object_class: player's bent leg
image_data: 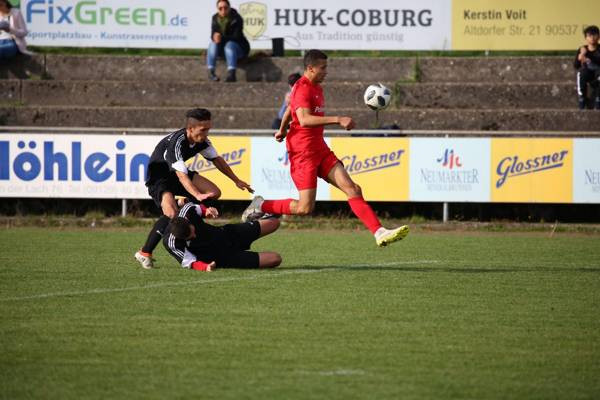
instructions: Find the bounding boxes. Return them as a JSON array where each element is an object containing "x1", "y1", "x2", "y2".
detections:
[
  {"x1": 327, "y1": 163, "x2": 410, "y2": 246},
  {"x1": 160, "y1": 192, "x2": 178, "y2": 218},
  {"x1": 258, "y1": 252, "x2": 282, "y2": 268},
  {"x1": 291, "y1": 189, "x2": 317, "y2": 216},
  {"x1": 258, "y1": 218, "x2": 280, "y2": 238},
  {"x1": 192, "y1": 174, "x2": 221, "y2": 199},
  {"x1": 326, "y1": 162, "x2": 362, "y2": 198}
]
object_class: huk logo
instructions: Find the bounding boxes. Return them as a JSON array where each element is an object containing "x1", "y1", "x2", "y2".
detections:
[
  {"x1": 436, "y1": 149, "x2": 462, "y2": 169},
  {"x1": 240, "y1": 2, "x2": 267, "y2": 40}
]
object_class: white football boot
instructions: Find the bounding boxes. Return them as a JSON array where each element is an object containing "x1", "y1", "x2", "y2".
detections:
[
  {"x1": 134, "y1": 251, "x2": 154, "y2": 269},
  {"x1": 375, "y1": 225, "x2": 409, "y2": 247},
  {"x1": 241, "y1": 195, "x2": 265, "y2": 222}
]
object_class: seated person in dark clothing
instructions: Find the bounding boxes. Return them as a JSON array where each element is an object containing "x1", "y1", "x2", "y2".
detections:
[
  {"x1": 164, "y1": 202, "x2": 282, "y2": 271},
  {"x1": 207, "y1": 0, "x2": 250, "y2": 83},
  {"x1": 574, "y1": 25, "x2": 600, "y2": 110}
]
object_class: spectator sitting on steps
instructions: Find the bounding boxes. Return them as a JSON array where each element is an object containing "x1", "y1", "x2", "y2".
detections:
[
  {"x1": 207, "y1": 0, "x2": 250, "y2": 83},
  {"x1": 574, "y1": 25, "x2": 600, "y2": 110},
  {"x1": 0, "y1": 0, "x2": 32, "y2": 62}
]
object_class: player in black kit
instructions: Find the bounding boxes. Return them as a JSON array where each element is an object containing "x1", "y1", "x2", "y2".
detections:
[
  {"x1": 164, "y1": 202, "x2": 282, "y2": 271},
  {"x1": 575, "y1": 25, "x2": 600, "y2": 110},
  {"x1": 135, "y1": 108, "x2": 254, "y2": 269}
]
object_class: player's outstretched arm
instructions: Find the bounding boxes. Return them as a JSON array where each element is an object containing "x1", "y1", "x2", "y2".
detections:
[
  {"x1": 211, "y1": 156, "x2": 254, "y2": 193},
  {"x1": 275, "y1": 106, "x2": 292, "y2": 142},
  {"x1": 175, "y1": 171, "x2": 213, "y2": 202},
  {"x1": 296, "y1": 107, "x2": 354, "y2": 130}
]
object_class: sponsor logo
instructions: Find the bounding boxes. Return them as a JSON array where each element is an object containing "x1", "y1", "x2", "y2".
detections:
[
  {"x1": 255, "y1": 150, "x2": 294, "y2": 192},
  {"x1": 187, "y1": 148, "x2": 246, "y2": 173},
  {"x1": 341, "y1": 149, "x2": 404, "y2": 175},
  {"x1": 239, "y1": 2, "x2": 267, "y2": 40},
  {"x1": 420, "y1": 149, "x2": 478, "y2": 192},
  {"x1": 495, "y1": 150, "x2": 568, "y2": 188},
  {"x1": 584, "y1": 169, "x2": 600, "y2": 193},
  {"x1": 278, "y1": 150, "x2": 290, "y2": 167},
  {"x1": 0, "y1": 139, "x2": 148, "y2": 182},
  {"x1": 436, "y1": 148, "x2": 462, "y2": 169},
  {"x1": 25, "y1": 0, "x2": 188, "y2": 27},
  {"x1": 273, "y1": 8, "x2": 433, "y2": 28}
]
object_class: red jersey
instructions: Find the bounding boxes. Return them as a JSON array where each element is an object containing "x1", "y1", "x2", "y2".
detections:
[{"x1": 286, "y1": 75, "x2": 328, "y2": 154}]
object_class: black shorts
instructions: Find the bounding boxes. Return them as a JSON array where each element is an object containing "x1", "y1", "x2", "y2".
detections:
[
  {"x1": 214, "y1": 221, "x2": 261, "y2": 268},
  {"x1": 147, "y1": 170, "x2": 198, "y2": 208}
]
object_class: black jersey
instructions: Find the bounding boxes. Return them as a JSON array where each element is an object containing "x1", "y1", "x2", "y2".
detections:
[
  {"x1": 574, "y1": 45, "x2": 600, "y2": 70},
  {"x1": 164, "y1": 203, "x2": 232, "y2": 268},
  {"x1": 146, "y1": 128, "x2": 219, "y2": 184}
]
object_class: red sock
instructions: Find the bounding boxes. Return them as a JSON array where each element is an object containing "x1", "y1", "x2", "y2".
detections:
[
  {"x1": 262, "y1": 199, "x2": 293, "y2": 215},
  {"x1": 348, "y1": 196, "x2": 382, "y2": 234},
  {"x1": 191, "y1": 261, "x2": 213, "y2": 271}
]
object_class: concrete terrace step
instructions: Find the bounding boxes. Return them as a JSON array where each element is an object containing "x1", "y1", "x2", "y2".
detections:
[
  {"x1": 2, "y1": 80, "x2": 579, "y2": 110},
  {"x1": 9, "y1": 80, "x2": 389, "y2": 108},
  {"x1": 396, "y1": 82, "x2": 578, "y2": 109},
  {"x1": 0, "y1": 54, "x2": 574, "y2": 83},
  {"x1": 0, "y1": 54, "x2": 416, "y2": 82},
  {"x1": 2, "y1": 106, "x2": 598, "y2": 131},
  {"x1": 417, "y1": 56, "x2": 575, "y2": 83}
]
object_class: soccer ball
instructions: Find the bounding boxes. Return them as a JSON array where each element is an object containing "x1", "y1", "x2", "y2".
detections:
[{"x1": 363, "y1": 83, "x2": 392, "y2": 111}]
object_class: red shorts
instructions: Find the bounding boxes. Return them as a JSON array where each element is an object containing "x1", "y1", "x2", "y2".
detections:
[{"x1": 289, "y1": 149, "x2": 340, "y2": 190}]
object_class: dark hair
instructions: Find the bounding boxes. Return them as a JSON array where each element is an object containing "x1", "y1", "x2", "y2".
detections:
[
  {"x1": 303, "y1": 49, "x2": 328, "y2": 69},
  {"x1": 185, "y1": 108, "x2": 211, "y2": 128},
  {"x1": 0, "y1": 0, "x2": 12, "y2": 9},
  {"x1": 584, "y1": 25, "x2": 600, "y2": 36},
  {"x1": 169, "y1": 217, "x2": 192, "y2": 240},
  {"x1": 287, "y1": 72, "x2": 302, "y2": 86},
  {"x1": 216, "y1": 0, "x2": 230, "y2": 7}
]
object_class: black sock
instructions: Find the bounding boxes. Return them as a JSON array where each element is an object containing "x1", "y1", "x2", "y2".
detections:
[{"x1": 141, "y1": 215, "x2": 170, "y2": 254}]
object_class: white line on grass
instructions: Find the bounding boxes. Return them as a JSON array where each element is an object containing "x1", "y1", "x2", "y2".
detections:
[
  {"x1": 0, "y1": 260, "x2": 439, "y2": 302},
  {"x1": 0, "y1": 269, "x2": 322, "y2": 302}
]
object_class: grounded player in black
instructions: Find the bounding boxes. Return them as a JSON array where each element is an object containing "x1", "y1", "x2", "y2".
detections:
[
  {"x1": 164, "y1": 202, "x2": 282, "y2": 270},
  {"x1": 135, "y1": 108, "x2": 254, "y2": 269}
]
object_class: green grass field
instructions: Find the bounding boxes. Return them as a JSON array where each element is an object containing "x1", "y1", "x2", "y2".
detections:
[{"x1": 1, "y1": 227, "x2": 599, "y2": 399}]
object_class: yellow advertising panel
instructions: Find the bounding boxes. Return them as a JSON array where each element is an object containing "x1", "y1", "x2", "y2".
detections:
[
  {"x1": 491, "y1": 138, "x2": 573, "y2": 203},
  {"x1": 185, "y1": 136, "x2": 252, "y2": 200},
  {"x1": 329, "y1": 137, "x2": 409, "y2": 201},
  {"x1": 452, "y1": 0, "x2": 600, "y2": 50}
]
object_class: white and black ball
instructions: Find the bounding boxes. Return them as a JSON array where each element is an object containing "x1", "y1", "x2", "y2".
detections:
[{"x1": 363, "y1": 83, "x2": 392, "y2": 111}]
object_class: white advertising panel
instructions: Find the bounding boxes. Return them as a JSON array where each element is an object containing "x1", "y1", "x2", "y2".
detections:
[
  {"x1": 0, "y1": 133, "x2": 157, "y2": 199},
  {"x1": 239, "y1": 0, "x2": 451, "y2": 50},
  {"x1": 250, "y1": 137, "x2": 330, "y2": 200},
  {"x1": 22, "y1": 0, "x2": 206, "y2": 48},
  {"x1": 22, "y1": 0, "x2": 451, "y2": 50},
  {"x1": 409, "y1": 138, "x2": 491, "y2": 202},
  {"x1": 573, "y1": 139, "x2": 600, "y2": 204}
]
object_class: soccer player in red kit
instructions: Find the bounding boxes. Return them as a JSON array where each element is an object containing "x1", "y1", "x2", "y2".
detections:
[{"x1": 242, "y1": 49, "x2": 408, "y2": 247}]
